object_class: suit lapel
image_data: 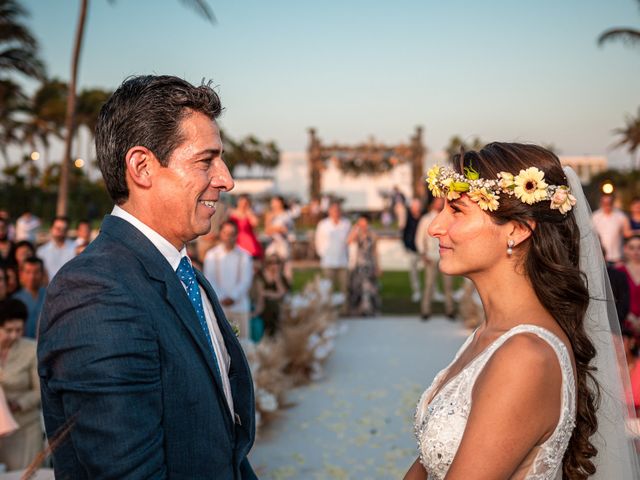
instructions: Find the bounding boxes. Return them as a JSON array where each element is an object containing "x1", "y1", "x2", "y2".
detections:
[{"x1": 99, "y1": 216, "x2": 233, "y2": 428}]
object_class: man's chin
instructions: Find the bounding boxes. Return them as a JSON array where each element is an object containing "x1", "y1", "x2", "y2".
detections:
[{"x1": 194, "y1": 219, "x2": 214, "y2": 238}]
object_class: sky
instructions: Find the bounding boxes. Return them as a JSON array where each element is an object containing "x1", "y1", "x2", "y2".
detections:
[{"x1": 18, "y1": 0, "x2": 640, "y2": 168}]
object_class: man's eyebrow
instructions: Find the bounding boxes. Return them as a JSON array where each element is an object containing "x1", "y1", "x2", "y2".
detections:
[{"x1": 196, "y1": 148, "x2": 223, "y2": 156}]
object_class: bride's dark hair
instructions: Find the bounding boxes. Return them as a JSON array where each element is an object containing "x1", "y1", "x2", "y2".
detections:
[{"x1": 453, "y1": 142, "x2": 598, "y2": 479}]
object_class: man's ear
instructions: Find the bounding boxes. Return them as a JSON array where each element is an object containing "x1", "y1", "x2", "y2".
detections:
[
  {"x1": 509, "y1": 219, "x2": 536, "y2": 247},
  {"x1": 125, "y1": 146, "x2": 155, "y2": 189}
]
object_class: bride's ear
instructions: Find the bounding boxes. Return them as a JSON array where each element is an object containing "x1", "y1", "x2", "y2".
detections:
[{"x1": 508, "y1": 219, "x2": 536, "y2": 247}]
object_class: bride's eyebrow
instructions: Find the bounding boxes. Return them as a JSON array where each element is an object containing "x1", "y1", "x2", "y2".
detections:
[{"x1": 449, "y1": 197, "x2": 469, "y2": 208}]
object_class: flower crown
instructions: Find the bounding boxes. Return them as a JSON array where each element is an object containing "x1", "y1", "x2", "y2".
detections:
[{"x1": 426, "y1": 164, "x2": 576, "y2": 213}]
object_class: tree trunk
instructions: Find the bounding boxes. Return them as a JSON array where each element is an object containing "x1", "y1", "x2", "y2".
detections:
[
  {"x1": 57, "y1": 0, "x2": 89, "y2": 217},
  {"x1": 0, "y1": 146, "x2": 9, "y2": 168}
]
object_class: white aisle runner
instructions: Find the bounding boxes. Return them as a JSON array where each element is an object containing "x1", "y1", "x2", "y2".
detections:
[{"x1": 249, "y1": 316, "x2": 468, "y2": 479}]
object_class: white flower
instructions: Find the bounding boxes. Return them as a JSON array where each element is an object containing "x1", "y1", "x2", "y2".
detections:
[
  {"x1": 257, "y1": 388, "x2": 278, "y2": 412},
  {"x1": 550, "y1": 187, "x2": 576, "y2": 214},
  {"x1": 498, "y1": 171, "x2": 515, "y2": 190},
  {"x1": 513, "y1": 167, "x2": 548, "y2": 204}
]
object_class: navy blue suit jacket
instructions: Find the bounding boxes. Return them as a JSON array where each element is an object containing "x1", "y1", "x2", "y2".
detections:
[{"x1": 38, "y1": 215, "x2": 257, "y2": 479}]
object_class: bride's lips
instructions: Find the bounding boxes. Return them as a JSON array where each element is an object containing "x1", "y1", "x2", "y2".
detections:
[{"x1": 439, "y1": 243, "x2": 453, "y2": 254}]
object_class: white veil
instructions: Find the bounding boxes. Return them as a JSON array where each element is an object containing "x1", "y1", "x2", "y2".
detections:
[{"x1": 564, "y1": 166, "x2": 640, "y2": 479}]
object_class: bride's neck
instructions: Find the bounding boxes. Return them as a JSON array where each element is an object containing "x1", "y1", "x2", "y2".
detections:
[{"x1": 471, "y1": 264, "x2": 548, "y2": 332}]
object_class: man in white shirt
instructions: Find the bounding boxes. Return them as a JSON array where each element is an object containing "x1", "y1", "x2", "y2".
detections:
[
  {"x1": 38, "y1": 75, "x2": 258, "y2": 479},
  {"x1": 592, "y1": 194, "x2": 631, "y2": 264},
  {"x1": 314, "y1": 201, "x2": 351, "y2": 311},
  {"x1": 36, "y1": 216, "x2": 76, "y2": 280},
  {"x1": 415, "y1": 197, "x2": 454, "y2": 320},
  {"x1": 203, "y1": 221, "x2": 253, "y2": 340},
  {"x1": 15, "y1": 211, "x2": 40, "y2": 244}
]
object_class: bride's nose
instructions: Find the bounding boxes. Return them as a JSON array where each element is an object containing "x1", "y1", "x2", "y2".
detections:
[{"x1": 428, "y1": 209, "x2": 447, "y2": 238}]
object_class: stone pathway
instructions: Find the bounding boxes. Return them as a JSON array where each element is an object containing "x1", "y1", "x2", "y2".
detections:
[{"x1": 249, "y1": 316, "x2": 468, "y2": 479}]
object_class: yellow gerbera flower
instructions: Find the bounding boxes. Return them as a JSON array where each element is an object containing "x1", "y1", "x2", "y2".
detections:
[
  {"x1": 469, "y1": 187, "x2": 500, "y2": 211},
  {"x1": 427, "y1": 177, "x2": 443, "y2": 197},
  {"x1": 427, "y1": 165, "x2": 440, "y2": 180},
  {"x1": 513, "y1": 167, "x2": 548, "y2": 204}
]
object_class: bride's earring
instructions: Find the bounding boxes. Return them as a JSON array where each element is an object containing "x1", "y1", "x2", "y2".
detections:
[{"x1": 507, "y1": 239, "x2": 515, "y2": 256}]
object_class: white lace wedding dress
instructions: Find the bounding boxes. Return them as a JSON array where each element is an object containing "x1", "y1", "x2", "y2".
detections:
[{"x1": 414, "y1": 324, "x2": 576, "y2": 480}]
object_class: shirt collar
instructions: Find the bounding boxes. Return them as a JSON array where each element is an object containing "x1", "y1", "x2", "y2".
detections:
[{"x1": 111, "y1": 205, "x2": 188, "y2": 271}]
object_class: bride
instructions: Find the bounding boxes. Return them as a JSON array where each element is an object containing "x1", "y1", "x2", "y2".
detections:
[{"x1": 405, "y1": 143, "x2": 640, "y2": 479}]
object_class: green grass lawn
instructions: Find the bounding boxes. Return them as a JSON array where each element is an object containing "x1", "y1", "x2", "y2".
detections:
[{"x1": 292, "y1": 267, "x2": 462, "y2": 315}]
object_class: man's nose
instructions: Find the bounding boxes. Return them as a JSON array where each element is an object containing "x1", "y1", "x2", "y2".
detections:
[{"x1": 212, "y1": 161, "x2": 234, "y2": 192}]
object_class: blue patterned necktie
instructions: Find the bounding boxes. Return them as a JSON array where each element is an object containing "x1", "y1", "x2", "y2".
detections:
[{"x1": 176, "y1": 256, "x2": 220, "y2": 377}]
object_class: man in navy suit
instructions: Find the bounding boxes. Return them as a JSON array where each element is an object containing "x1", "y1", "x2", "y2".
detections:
[{"x1": 38, "y1": 75, "x2": 257, "y2": 479}]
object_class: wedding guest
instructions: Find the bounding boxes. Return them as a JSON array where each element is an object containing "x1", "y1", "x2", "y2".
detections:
[
  {"x1": 264, "y1": 196, "x2": 294, "y2": 280},
  {"x1": 253, "y1": 255, "x2": 289, "y2": 337},
  {"x1": 391, "y1": 185, "x2": 407, "y2": 228},
  {"x1": 74, "y1": 219, "x2": 92, "y2": 254},
  {"x1": 7, "y1": 240, "x2": 35, "y2": 270},
  {"x1": 622, "y1": 328, "x2": 640, "y2": 416},
  {"x1": 228, "y1": 194, "x2": 263, "y2": 259},
  {"x1": 12, "y1": 257, "x2": 45, "y2": 338},
  {"x1": 36, "y1": 216, "x2": 76, "y2": 280},
  {"x1": 629, "y1": 197, "x2": 640, "y2": 236},
  {"x1": 76, "y1": 220, "x2": 91, "y2": 247},
  {"x1": 618, "y1": 236, "x2": 640, "y2": 333},
  {"x1": 592, "y1": 193, "x2": 631, "y2": 264},
  {"x1": 0, "y1": 218, "x2": 13, "y2": 267},
  {"x1": 203, "y1": 221, "x2": 254, "y2": 340},
  {"x1": 0, "y1": 267, "x2": 7, "y2": 302},
  {"x1": 347, "y1": 214, "x2": 381, "y2": 316},
  {"x1": 403, "y1": 198, "x2": 425, "y2": 303},
  {"x1": 314, "y1": 201, "x2": 351, "y2": 311},
  {"x1": 0, "y1": 211, "x2": 15, "y2": 242},
  {"x1": 0, "y1": 298, "x2": 43, "y2": 471},
  {"x1": 415, "y1": 197, "x2": 454, "y2": 320},
  {"x1": 4, "y1": 265, "x2": 18, "y2": 297},
  {"x1": 14, "y1": 211, "x2": 40, "y2": 244}
]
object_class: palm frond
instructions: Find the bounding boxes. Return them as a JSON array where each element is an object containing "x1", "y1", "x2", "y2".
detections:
[
  {"x1": 0, "y1": 24, "x2": 38, "y2": 49},
  {"x1": 179, "y1": 0, "x2": 216, "y2": 24},
  {"x1": 0, "y1": 48, "x2": 46, "y2": 79},
  {"x1": 597, "y1": 28, "x2": 640, "y2": 47}
]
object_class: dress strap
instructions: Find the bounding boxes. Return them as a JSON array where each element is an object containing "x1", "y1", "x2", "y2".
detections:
[{"x1": 471, "y1": 324, "x2": 575, "y2": 427}]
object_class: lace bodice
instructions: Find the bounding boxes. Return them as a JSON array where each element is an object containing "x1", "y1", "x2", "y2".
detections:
[{"x1": 414, "y1": 325, "x2": 576, "y2": 480}]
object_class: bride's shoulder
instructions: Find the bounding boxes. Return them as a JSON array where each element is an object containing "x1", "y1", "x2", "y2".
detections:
[{"x1": 474, "y1": 332, "x2": 564, "y2": 405}]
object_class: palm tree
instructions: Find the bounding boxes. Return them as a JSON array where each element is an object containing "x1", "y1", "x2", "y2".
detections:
[
  {"x1": 22, "y1": 79, "x2": 67, "y2": 168},
  {"x1": 0, "y1": 79, "x2": 27, "y2": 166},
  {"x1": 445, "y1": 135, "x2": 484, "y2": 163},
  {"x1": 613, "y1": 108, "x2": 640, "y2": 169},
  {"x1": 0, "y1": 0, "x2": 45, "y2": 80},
  {"x1": 57, "y1": 0, "x2": 216, "y2": 216},
  {"x1": 76, "y1": 87, "x2": 111, "y2": 162},
  {"x1": 222, "y1": 131, "x2": 280, "y2": 174},
  {"x1": 597, "y1": 0, "x2": 640, "y2": 49},
  {"x1": 76, "y1": 87, "x2": 112, "y2": 135}
]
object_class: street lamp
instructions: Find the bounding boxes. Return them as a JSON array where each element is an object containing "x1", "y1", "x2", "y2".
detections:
[
  {"x1": 30, "y1": 151, "x2": 40, "y2": 161},
  {"x1": 74, "y1": 158, "x2": 85, "y2": 168},
  {"x1": 601, "y1": 181, "x2": 614, "y2": 195}
]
